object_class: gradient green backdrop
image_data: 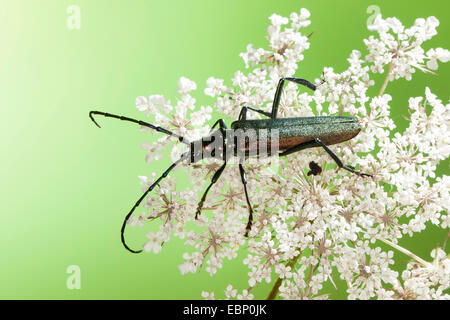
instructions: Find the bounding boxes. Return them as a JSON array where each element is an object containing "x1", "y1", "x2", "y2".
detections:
[{"x1": 0, "y1": 0, "x2": 448, "y2": 299}]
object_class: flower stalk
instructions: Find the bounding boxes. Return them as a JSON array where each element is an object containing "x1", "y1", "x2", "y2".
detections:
[
  {"x1": 378, "y1": 62, "x2": 393, "y2": 96},
  {"x1": 378, "y1": 238, "x2": 431, "y2": 268}
]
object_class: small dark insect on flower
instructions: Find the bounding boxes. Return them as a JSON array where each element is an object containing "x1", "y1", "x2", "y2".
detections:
[{"x1": 307, "y1": 160, "x2": 322, "y2": 176}]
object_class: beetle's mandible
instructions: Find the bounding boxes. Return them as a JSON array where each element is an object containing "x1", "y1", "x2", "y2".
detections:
[{"x1": 89, "y1": 77, "x2": 372, "y2": 254}]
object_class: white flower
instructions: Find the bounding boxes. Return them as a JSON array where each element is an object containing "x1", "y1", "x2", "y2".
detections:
[
  {"x1": 269, "y1": 14, "x2": 288, "y2": 27},
  {"x1": 131, "y1": 7, "x2": 449, "y2": 300},
  {"x1": 177, "y1": 77, "x2": 197, "y2": 95},
  {"x1": 290, "y1": 8, "x2": 311, "y2": 29},
  {"x1": 201, "y1": 291, "x2": 215, "y2": 300},
  {"x1": 237, "y1": 289, "x2": 254, "y2": 300},
  {"x1": 224, "y1": 285, "x2": 237, "y2": 299},
  {"x1": 365, "y1": 15, "x2": 445, "y2": 79},
  {"x1": 143, "y1": 232, "x2": 162, "y2": 254},
  {"x1": 205, "y1": 77, "x2": 226, "y2": 97},
  {"x1": 136, "y1": 94, "x2": 169, "y2": 115},
  {"x1": 426, "y1": 48, "x2": 450, "y2": 70}
]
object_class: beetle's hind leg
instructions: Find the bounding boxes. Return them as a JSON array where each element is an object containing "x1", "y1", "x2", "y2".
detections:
[
  {"x1": 279, "y1": 139, "x2": 372, "y2": 178},
  {"x1": 238, "y1": 164, "x2": 254, "y2": 237},
  {"x1": 314, "y1": 138, "x2": 372, "y2": 178}
]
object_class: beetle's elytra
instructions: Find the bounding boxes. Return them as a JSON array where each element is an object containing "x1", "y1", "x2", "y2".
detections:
[{"x1": 90, "y1": 77, "x2": 371, "y2": 254}]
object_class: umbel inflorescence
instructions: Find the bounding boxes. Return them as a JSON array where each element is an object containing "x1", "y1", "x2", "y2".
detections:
[{"x1": 130, "y1": 9, "x2": 449, "y2": 300}]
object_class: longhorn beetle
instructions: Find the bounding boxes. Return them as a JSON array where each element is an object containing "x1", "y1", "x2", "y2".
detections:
[{"x1": 89, "y1": 77, "x2": 372, "y2": 254}]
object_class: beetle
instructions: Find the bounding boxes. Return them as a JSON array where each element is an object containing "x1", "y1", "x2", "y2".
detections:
[{"x1": 89, "y1": 77, "x2": 372, "y2": 254}]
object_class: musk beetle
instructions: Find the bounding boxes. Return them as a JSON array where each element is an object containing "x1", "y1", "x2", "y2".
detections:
[{"x1": 89, "y1": 77, "x2": 372, "y2": 253}]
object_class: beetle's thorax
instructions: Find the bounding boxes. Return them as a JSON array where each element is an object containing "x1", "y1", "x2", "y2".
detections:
[{"x1": 188, "y1": 127, "x2": 281, "y2": 163}]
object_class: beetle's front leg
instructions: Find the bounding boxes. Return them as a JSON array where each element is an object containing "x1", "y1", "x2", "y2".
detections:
[
  {"x1": 209, "y1": 119, "x2": 227, "y2": 134},
  {"x1": 314, "y1": 138, "x2": 372, "y2": 178},
  {"x1": 195, "y1": 161, "x2": 227, "y2": 219}
]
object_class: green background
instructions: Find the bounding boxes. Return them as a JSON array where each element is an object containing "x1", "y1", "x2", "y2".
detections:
[{"x1": 0, "y1": 0, "x2": 448, "y2": 299}]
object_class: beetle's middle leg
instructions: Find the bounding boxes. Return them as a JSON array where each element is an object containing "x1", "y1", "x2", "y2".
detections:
[
  {"x1": 279, "y1": 139, "x2": 372, "y2": 177},
  {"x1": 238, "y1": 106, "x2": 272, "y2": 120},
  {"x1": 238, "y1": 164, "x2": 254, "y2": 237},
  {"x1": 238, "y1": 77, "x2": 320, "y2": 120},
  {"x1": 271, "y1": 77, "x2": 317, "y2": 119}
]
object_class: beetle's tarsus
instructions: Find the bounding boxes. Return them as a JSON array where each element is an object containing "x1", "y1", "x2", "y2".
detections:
[
  {"x1": 239, "y1": 164, "x2": 254, "y2": 238},
  {"x1": 195, "y1": 204, "x2": 203, "y2": 220},
  {"x1": 195, "y1": 161, "x2": 228, "y2": 221},
  {"x1": 341, "y1": 165, "x2": 372, "y2": 178},
  {"x1": 317, "y1": 71, "x2": 327, "y2": 87},
  {"x1": 244, "y1": 218, "x2": 253, "y2": 237},
  {"x1": 314, "y1": 138, "x2": 373, "y2": 178}
]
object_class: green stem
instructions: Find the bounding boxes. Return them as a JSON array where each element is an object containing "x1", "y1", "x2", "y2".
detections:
[
  {"x1": 266, "y1": 252, "x2": 302, "y2": 300},
  {"x1": 266, "y1": 277, "x2": 283, "y2": 300}
]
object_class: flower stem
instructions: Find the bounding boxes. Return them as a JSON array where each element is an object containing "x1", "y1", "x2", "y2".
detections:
[
  {"x1": 378, "y1": 62, "x2": 393, "y2": 96},
  {"x1": 304, "y1": 255, "x2": 322, "y2": 298},
  {"x1": 378, "y1": 238, "x2": 431, "y2": 268},
  {"x1": 266, "y1": 277, "x2": 283, "y2": 300},
  {"x1": 266, "y1": 252, "x2": 302, "y2": 300}
]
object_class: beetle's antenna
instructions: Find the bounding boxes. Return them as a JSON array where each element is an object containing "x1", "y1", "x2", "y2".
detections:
[
  {"x1": 121, "y1": 152, "x2": 189, "y2": 253},
  {"x1": 89, "y1": 111, "x2": 190, "y2": 145}
]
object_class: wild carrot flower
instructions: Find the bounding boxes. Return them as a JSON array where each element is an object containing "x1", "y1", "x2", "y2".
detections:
[{"x1": 130, "y1": 8, "x2": 449, "y2": 300}]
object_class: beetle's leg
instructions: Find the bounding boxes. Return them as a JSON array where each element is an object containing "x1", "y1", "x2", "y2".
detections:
[
  {"x1": 278, "y1": 140, "x2": 318, "y2": 157},
  {"x1": 238, "y1": 106, "x2": 272, "y2": 120},
  {"x1": 314, "y1": 138, "x2": 372, "y2": 177},
  {"x1": 238, "y1": 107, "x2": 247, "y2": 120},
  {"x1": 238, "y1": 164, "x2": 254, "y2": 237},
  {"x1": 196, "y1": 119, "x2": 229, "y2": 218},
  {"x1": 89, "y1": 111, "x2": 190, "y2": 145},
  {"x1": 121, "y1": 152, "x2": 189, "y2": 253},
  {"x1": 271, "y1": 77, "x2": 317, "y2": 119},
  {"x1": 195, "y1": 161, "x2": 227, "y2": 219},
  {"x1": 279, "y1": 139, "x2": 372, "y2": 177},
  {"x1": 209, "y1": 119, "x2": 227, "y2": 134}
]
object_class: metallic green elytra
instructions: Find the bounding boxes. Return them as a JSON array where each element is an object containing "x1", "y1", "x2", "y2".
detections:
[{"x1": 231, "y1": 116, "x2": 361, "y2": 151}]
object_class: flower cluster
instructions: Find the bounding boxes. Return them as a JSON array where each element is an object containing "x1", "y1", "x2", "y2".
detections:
[
  {"x1": 365, "y1": 15, "x2": 450, "y2": 79},
  {"x1": 130, "y1": 9, "x2": 449, "y2": 300}
]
